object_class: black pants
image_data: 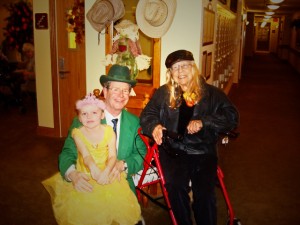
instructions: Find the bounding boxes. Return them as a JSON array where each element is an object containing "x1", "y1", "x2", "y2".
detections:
[{"x1": 159, "y1": 149, "x2": 218, "y2": 225}]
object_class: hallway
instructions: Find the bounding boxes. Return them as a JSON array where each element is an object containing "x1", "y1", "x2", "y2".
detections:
[{"x1": 0, "y1": 53, "x2": 300, "y2": 225}]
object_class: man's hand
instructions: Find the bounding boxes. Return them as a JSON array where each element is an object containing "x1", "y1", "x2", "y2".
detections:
[{"x1": 68, "y1": 170, "x2": 93, "y2": 192}]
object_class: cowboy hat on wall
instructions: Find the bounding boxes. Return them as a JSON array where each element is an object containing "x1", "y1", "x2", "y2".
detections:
[
  {"x1": 136, "y1": 0, "x2": 177, "y2": 38},
  {"x1": 86, "y1": 0, "x2": 125, "y2": 33}
]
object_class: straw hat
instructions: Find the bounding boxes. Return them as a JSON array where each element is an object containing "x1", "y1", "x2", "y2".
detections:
[
  {"x1": 136, "y1": 0, "x2": 177, "y2": 38},
  {"x1": 86, "y1": 0, "x2": 125, "y2": 33}
]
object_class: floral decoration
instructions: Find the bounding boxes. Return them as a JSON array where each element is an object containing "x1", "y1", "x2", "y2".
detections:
[
  {"x1": 66, "y1": 0, "x2": 85, "y2": 44},
  {"x1": 104, "y1": 20, "x2": 151, "y2": 81},
  {"x1": 3, "y1": 0, "x2": 33, "y2": 52}
]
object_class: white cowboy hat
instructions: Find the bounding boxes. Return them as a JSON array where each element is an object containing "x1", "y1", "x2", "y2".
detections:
[
  {"x1": 86, "y1": 0, "x2": 125, "y2": 33},
  {"x1": 136, "y1": 0, "x2": 177, "y2": 38}
]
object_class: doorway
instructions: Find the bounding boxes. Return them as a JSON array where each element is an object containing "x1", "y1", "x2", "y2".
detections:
[
  {"x1": 255, "y1": 22, "x2": 271, "y2": 52},
  {"x1": 49, "y1": 0, "x2": 86, "y2": 137}
]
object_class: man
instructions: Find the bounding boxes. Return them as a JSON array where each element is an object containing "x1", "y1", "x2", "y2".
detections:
[{"x1": 58, "y1": 64, "x2": 146, "y2": 196}]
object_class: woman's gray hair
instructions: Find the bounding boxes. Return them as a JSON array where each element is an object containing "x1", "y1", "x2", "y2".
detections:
[{"x1": 22, "y1": 43, "x2": 34, "y2": 53}]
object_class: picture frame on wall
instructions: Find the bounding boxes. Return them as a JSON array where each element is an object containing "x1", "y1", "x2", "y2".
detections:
[
  {"x1": 202, "y1": 8, "x2": 215, "y2": 46},
  {"x1": 202, "y1": 51, "x2": 207, "y2": 77},
  {"x1": 206, "y1": 52, "x2": 212, "y2": 80}
]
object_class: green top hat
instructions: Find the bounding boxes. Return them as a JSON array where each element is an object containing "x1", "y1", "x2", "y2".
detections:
[{"x1": 99, "y1": 64, "x2": 137, "y2": 87}]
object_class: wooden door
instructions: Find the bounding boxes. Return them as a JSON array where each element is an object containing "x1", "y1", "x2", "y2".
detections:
[{"x1": 55, "y1": 0, "x2": 86, "y2": 137}]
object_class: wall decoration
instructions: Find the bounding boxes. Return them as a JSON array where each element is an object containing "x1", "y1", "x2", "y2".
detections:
[
  {"x1": 66, "y1": 0, "x2": 85, "y2": 45},
  {"x1": 206, "y1": 52, "x2": 212, "y2": 80},
  {"x1": 105, "y1": 20, "x2": 151, "y2": 81},
  {"x1": 202, "y1": 51, "x2": 207, "y2": 78},
  {"x1": 202, "y1": 8, "x2": 215, "y2": 46},
  {"x1": 35, "y1": 13, "x2": 48, "y2": 29}
]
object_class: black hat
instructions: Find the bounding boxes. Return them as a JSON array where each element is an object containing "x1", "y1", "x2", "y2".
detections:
[
  {"x1": 99, "y1": 64, "x2": 137, "y2": 87},
  {"x1": 165, "y1": 50, "x2": 194, "y2": 68}
]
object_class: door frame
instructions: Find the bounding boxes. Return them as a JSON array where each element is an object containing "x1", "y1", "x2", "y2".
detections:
[{"x1": 49, "y1": 0, "x2": 62, "y2": 137}]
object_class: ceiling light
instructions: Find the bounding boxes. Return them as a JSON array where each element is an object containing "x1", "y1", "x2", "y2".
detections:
[
  {"x1": 270, "y1": 0, "x2": 284, "y2": 3},
  {"x1": 265, "y1": 11, "x2": 275, "y2": 15},
  {"x1": 267, "y1": 4, "x2": 280, "y2": 10}
]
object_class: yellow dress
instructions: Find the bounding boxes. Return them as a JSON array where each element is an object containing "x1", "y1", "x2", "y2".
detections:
[{"x1": 42, "y1": 125, "x2": 141, "y2": 225}]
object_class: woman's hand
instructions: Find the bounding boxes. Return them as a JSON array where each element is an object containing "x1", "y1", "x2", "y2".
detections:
[
  {"x1": 187, "y1": 120, "x2": 203, "y2": 134},
  {"x1": 152, "y1": 124, "x2": 166, "y2": 145}
]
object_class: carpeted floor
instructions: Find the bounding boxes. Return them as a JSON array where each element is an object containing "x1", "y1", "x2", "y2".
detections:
[{"x1": 0, "y1": 53, "x2": 300, "y2": 225}]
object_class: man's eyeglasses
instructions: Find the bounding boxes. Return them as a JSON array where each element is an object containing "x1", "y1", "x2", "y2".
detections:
[
  {"x1": 171, "y1": 64, "x2": 192, "y2": 72},
  {"x1": 107, "y1": 87, "x2": 130, "y2": 95}
]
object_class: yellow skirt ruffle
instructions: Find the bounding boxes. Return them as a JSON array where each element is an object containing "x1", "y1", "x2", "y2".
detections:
[{"x1": 42, "y1": 173, "x2": 141, "y2": 225}]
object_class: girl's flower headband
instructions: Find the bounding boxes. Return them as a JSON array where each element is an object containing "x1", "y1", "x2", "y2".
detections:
[{"x1": 76, "y1": 93, "x2": 106, "y2": 110}]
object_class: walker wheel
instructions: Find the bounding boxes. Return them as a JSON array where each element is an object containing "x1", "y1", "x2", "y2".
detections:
[{"x1": 227, "y1": 218, "x2": 242, "y2": 225}]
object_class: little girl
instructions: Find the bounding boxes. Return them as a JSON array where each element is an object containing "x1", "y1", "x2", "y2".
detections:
[{"x1": 42, "y1": 93, "x2": 141, "y2": 225}]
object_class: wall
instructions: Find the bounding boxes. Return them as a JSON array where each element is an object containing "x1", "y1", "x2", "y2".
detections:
[
  {"x1": 288, "y1": 11, "x2": 300, "y2": 73},
  {"x1": 31, "y1": 0, "x2": 241, "y2": 131},
  {"x1": 30, "y1": 0, "x2": 203, "y2": 129},
  {"x1": 160, "y1": 0, "x2": 202, "y2": 84},
  {"x1": 85, "y1": 0, "x2": 106, "y2": 94},
  {"x1": 32, "y1": 0, "x2": 54, "y2": 128},
  {"x1": 244, "y1": 12, "x2": 255, "y2": 57}
]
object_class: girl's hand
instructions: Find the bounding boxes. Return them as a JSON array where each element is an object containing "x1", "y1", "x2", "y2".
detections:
[
  {"x1": 96, "y1": 170, "x2": 110, "y2": 185},
  {"x1": 89, "y1": 164, "x2": 102, "y2": 181},
  {"x1": 187, "y1": 120, "x2": 203, "y2": 134},
  {"x1": 108, "y1": 162, "x2": 122, "y2": 183}
]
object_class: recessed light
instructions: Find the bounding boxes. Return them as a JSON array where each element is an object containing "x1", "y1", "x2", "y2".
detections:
[
  {"x1": 267, "y1": 4, "x2": 280, "y2": 10},
  {"x1": 270, "y1": 0, "x2": 284, "y2": 3},
  {"x1": 265, "y1": 11, "x2": 275, "y2": 15}
]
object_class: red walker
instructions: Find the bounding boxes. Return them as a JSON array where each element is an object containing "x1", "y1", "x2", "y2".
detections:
[{"x1": 136, "y1": 128, "x2": 241, "y2": 225}]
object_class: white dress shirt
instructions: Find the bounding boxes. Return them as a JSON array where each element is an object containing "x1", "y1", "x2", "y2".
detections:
[{"x1": 104, "y1": 110, "x2": 121, "y2": 152}]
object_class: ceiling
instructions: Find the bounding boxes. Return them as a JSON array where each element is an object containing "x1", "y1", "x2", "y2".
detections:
[{"x1": 244, "y1": 0, "x2": 300, "y2": 16}]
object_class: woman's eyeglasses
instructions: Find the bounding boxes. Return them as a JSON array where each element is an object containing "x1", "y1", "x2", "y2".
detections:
[{"x1": 171, "y1": 64, "x2": 192, "y2": 72}]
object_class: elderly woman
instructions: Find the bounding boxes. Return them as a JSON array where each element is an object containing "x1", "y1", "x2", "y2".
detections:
[
  {"x1": 19, "y1": 42, "x2": 35, "y2": 93},
  {"x1": 140, "y1": 50, "x2": 239, "y2": 225}
]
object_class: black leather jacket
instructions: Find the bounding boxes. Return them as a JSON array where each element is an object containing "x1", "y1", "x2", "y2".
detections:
[{"x1": 140, "y1": 82, "x2": 239, "y2": 156}]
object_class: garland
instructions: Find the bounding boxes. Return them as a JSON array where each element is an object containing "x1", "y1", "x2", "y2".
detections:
[
  {"x1": 3, "y1": 0, "x2": 33, "y2": 52},
  {"x1": 66, "y1": 0, "x2": 85, "y2": 44}
]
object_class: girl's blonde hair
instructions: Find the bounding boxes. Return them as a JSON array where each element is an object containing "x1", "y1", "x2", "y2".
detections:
[{"x1": 166, "y1": 63, "x2": 205, "y2": 109}]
